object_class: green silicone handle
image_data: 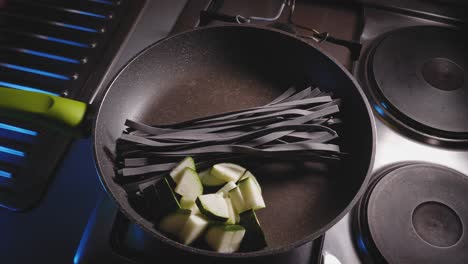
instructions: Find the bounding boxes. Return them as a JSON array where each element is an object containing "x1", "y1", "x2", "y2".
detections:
[{"x1": 0, "y1": 87, "x2": 87, "y2": 127}]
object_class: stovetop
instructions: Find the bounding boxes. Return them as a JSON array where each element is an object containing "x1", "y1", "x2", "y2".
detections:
[
  {"x1": 324, "y1": 6, "x2": 468, "y2": 264},
  {"x1": 1, "y1": 1, "x2": 467, "y2": 263}
]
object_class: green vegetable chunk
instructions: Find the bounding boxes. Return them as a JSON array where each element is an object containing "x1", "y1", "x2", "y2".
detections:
[
  {"x1": 155, "y1": 177, "x2": 181, "y2": 214},
  {"x1": 180, "y1": 197, "x2": 200, "y2": 215},
  {"x1": 170, "y1": 157, "x2": 196, "y2": 183},
  {"x1": 199, "y1": 169, "x2": 226, "y2": 187},
  {"x1": 205, "y1": 225, "x2": 246, "y2": 253},
  {"x1": 216, "y1": 181, "x2": 237, "y2": 197},
  {"x1": 239, "y1": 171, "x2": 262, "y2": 193},
  {"x1": 158, "y1": 209, "x2": 191, "y2": 236},
  {"x1": 239, "y1": 210, "x2": 267, "y2": 251},
  {"x1": 196, "y1": 193, "x2": 229, "y2": 222},
  {"x1": 228, "y1": 187, "x2": 247, "y2": 214},
  {"x1": 225, "y1": 196, "x2": 238, "y2": 224},
  {"x1": 238, "y1": 176, "x2": 265, "y2": 210},
  {"x1": 211, "y1": 163, "x2": 246, "y2": 182},
  {"x1": 174, "y1": 168, "x2": 203, "y2": 200},
  {"x1": 179, "y1": 214, "x2": 209, "y2": 245}
]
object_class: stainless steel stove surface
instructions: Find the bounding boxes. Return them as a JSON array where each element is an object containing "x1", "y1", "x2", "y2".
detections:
[
  {"x1": 1, "y1": 1, "x2": 467, "y2": 263},
  {"x1": 324, "y1": 5, "x2": 468, "y2": 264}
]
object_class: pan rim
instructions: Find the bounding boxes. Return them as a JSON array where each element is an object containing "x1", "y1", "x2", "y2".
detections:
[{"x1": 92, "y1": 24, "x2": 376, "y2": 258}]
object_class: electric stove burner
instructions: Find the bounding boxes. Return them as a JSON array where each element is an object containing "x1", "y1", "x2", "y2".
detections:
[
  {"x1": 362, "y1": 26, "x2": 468, "y2": 144},
  {"x1": 354, "y1": 163, "x2": 468, "y2": 264}
]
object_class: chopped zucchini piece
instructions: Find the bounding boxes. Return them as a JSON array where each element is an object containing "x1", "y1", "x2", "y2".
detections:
[
  {"x1": 180, "y1": 197, "x2": 200, "y2": 215},
  {"x1": 199, "y1": 169, "x2": 226, "y2": 187},
  {"x1": 170, "y1": 157, "x2": 196, "y2": 183},
  {"x1": 216, "y1": 181, "x2": 237, "y2": 197},
  {"x1": 179, "y1": 214, "x2": 209, "y2": 245},
  {"x1": 211, "y1": 163, "x2": 246, "y2": 182},
  {"x1": 225, "y1": 196, "x2": 238, "y2": 224},
  {"x1": 158, "y1": 209, "x2": 191, "y2": 236},
  {"x1": 155, "y1": 177, "x2": 181, "y2": 214},
  {"x1": 158, "y1": 160, "x2": 267, "y2": 252},
  {"x1": 239, "y1": 171, "x2": 262, "y2": 193},
  {"x1": 174, "y1": 168, "x2": 203, "y2": 200},
  {"x1": 238, "y1": 176, "x2": 265, "y2": 210},
  {"x1": 205, "y1": 225, "x2": 245, "y2": 253},
  {"x1": 180, "y1": 196, "x2": 195, "y2": 209},
  {"x1": 228, "y1": 187, "x2": 247, "y2": 214},
  {"x1": 239, "y1": 210, "x2": 267, "y2": 251},
  {"x1": 138, "y1": 183, "x2": 162, "y2": 220},
  {"x1": 196, "y1": 193, "x2": 229, "y2": 222}
]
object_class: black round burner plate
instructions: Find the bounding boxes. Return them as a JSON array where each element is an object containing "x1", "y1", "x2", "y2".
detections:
[
  {"x1": 366, "y1": 163, "x2": 468, "y2": 264},
  {"x1": 370, "y1": 26, "x2": 468, "y2": 134}
]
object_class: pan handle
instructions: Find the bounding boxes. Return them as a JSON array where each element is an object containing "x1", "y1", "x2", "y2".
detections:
[
  {"x1": 199, "y1": 11, "x2": 239, "y2": 26},
  {"x1": 0, "y1": 87, "x2": 87, "y2": 127}
]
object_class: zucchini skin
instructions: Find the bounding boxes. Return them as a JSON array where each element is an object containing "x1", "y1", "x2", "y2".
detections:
[
  {"x1": 196, "y1": 197, "x2": 229, "y2": 222},
  {"x1": 239, "y1": 209, "x2": 267, "y2": 251}
]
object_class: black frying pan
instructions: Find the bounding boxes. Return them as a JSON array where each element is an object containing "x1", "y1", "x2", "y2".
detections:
[{"x1": 1, "y1": 25, "x2": 375, "y2": 262}]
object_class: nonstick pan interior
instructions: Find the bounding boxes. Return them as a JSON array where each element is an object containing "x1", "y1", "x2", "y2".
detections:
[{"x1": 94, "y1": 25, "x2": 375, "y2": 257}]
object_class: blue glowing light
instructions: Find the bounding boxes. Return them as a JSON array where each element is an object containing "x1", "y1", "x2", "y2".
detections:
[
  {"x1": 374, "y1": 105, "x2": 385, "y2": 116},
  {"x1": 0, "y1": 81, "x2": 58, "y2": 96},
  {"x1": 73, "y1": 249, "x2": 81, "y2": 264},
  {"x1": 0, "y1": 123, "x2": 38, "y2": 136},
  {"x1": 0, "y1": 63, "x2": 70, "y2": 80},
  {"x1": 36, "y1": 34, "x2": 90, "y2": 48},
  {"x1": 381, "y1": 102, "x2": 388, "y2": 109},
  {"x1": 0, "y1": 202, "x2": 19, "y2": 211},
  {"x1": 73, "y1": 202, "x2": 99, "y2": 264},
  {"x1": 125, "y1": 223, "x2": 146, "y2": 250},
  {"x1": 0, "y1": 146, "x2": 25, "y2": 157},
  {"x1": 357, "y1": 236, "x2": 369, "y2": 254},
  {"x1": 64, "y1": 8, "x2": 107, "y2": 19},
  {"x1": 0, "y1": 170, "x2": 12, "y2": 179},
  {"x1": 53, "y1": 22, "x2": 98, "y2": 33},
  {"x1": 89, "y1": 0, "x2": 115, "y2": 5},
  {"x1": 17, "y1": 49, "x2": 80, "y2": 64}
]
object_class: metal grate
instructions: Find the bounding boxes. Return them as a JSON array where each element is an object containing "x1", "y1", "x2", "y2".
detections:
[
  {"x1": 0, "y1": 0, "x2": 127, "y2": 97},
  {"x1": 0, "y1": 115, "x2": 55, "y2": 211},
  {"x1": 0, "y1": 0, "x2": 144, "y2": 210},
  {"x1": 0, "y1": 119, "x2": 36, "y2": 184}
]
